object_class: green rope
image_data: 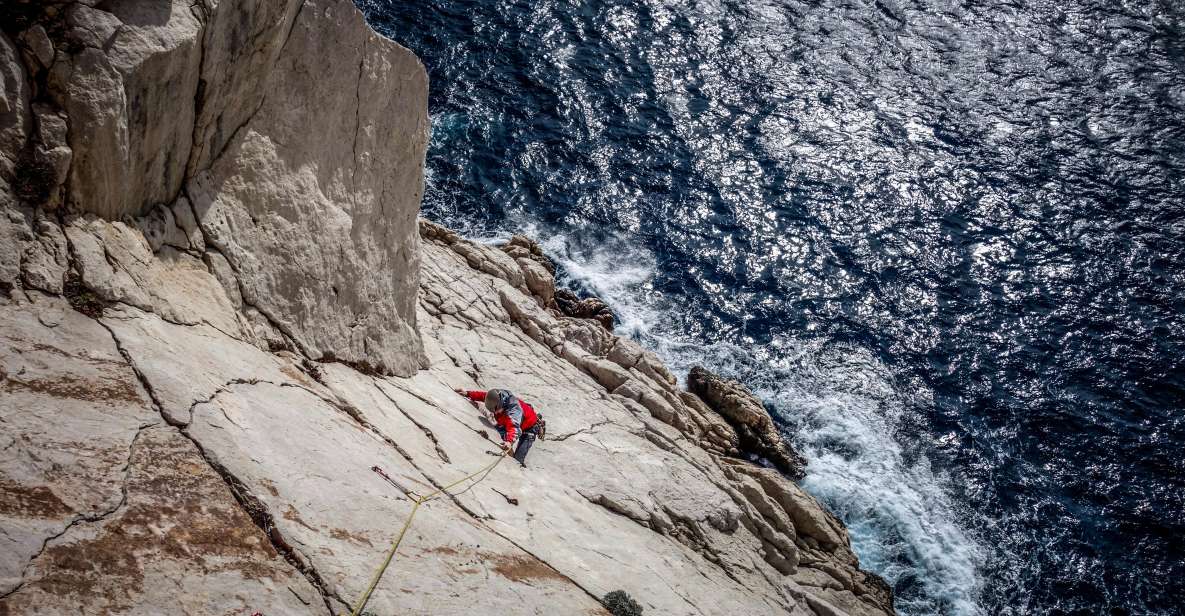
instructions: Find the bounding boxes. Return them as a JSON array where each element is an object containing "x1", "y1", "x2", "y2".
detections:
[{"x1": 348, "y1": 452, "x2": 508, "y2": 616}]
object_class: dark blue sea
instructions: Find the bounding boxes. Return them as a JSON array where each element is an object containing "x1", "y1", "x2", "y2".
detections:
[{"x1": 358, "y1": 1, "x2": 1185, "y2": 613}]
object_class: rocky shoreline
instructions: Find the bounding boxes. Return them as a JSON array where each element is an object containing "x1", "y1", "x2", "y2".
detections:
[{"x1": 1, "y1": 1, "x2": 893, "y2": 614}]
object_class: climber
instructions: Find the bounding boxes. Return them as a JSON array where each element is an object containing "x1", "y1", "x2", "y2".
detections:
[{"x1": 454, "y1": 388, "x2": 545, "y2": 467}]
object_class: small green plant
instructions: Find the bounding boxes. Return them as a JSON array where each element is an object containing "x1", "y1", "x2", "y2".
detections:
[{"x1": 602, "y1": 590, "x2": 643, "y2": 616}]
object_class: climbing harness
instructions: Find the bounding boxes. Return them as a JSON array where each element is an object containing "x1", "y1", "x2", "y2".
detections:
[{"x1": 348, "y1": 451, "x2": 509, "y2": 616}]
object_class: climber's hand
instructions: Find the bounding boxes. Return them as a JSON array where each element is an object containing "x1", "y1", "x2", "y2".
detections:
[
  {"x1": 454, "y1": 388, "x2": 478, "y2": 407},
  {"x1": 500, "y1": 442, "x2": 512, "y2": 455}
]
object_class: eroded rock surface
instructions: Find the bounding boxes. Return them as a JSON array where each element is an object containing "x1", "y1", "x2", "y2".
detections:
[
  {"x1": 688, "y1": 365, "x2": 809, "y2": 479},
  {"x1": 0, "y1": 295, "x2": 156, "y2": 594},
  {"x1": 0, "y1": 295, "x2": 325, "y2": 614},
  {"x1": 1, "y1": 425, "x2": 327, "y2": 616}
]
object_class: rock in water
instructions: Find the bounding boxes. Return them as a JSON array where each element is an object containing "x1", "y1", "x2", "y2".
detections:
[
  {"x1": 688, "y1": 365, "x2": 809, "y2": 479},
  {"x1": 555, "y1": 287, "x2": 616, "y2": 331}
]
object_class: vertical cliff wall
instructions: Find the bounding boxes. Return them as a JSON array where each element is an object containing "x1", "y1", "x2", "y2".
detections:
[
  {"x1": 0, "y1": 0, "x2": 426, "y2": 376},
  {"x1": 0, "y1": 2, "x2": 894, "y2": 615}
]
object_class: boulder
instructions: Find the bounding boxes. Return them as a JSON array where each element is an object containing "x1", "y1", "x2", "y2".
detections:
[
  {"x1": 555, "y1": 287, "x2": 616, "y2": 331},
  {"x1": 0, "y1": 202, "x2": 33, "y2": 297},
  {"x1": 20, "y1": 214, "x2": 69, "y2": 294},
  {"x1": 502, "y1": 234, "x2": 556, "y2": 274},
  {"x1": 517, "y1": 256, "x2": 555, "y2": 306},
  {"x1": 17, "y1": 25, "x2": 54, "y2": 70}
]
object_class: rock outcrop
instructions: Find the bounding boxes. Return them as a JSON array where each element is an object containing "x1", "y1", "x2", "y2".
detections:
[
  {"x1": 555, "y1": 287, "x2": 617, "y2": 331},
  {"x1": 493, "y1": 235, "x2": 617, "y2": 330},
  {"x1": 500, "y1": 234, "x2": 557, "y2": 308},
  {"x1": 688, "y1": 365, "x2": 809, "y2": 479},
  {"x1": 0, "y1": 2, "x2": 893, "y2": 615}
]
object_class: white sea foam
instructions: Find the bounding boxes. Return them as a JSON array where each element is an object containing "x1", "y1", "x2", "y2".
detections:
[
  {"x1": 526, "y1": 224, "x2": 987, "y2": 616},
  {"x1": 759, "y1": 344, "x2": 986, "y2": 616},
  {"x1": 528, "y1": 223, "x2": 664, "y2": 339}
]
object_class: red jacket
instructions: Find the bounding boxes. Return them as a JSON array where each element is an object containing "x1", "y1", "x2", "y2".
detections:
[{"x1": 464, "y1": 390, "x2": 537, "y2": 443}]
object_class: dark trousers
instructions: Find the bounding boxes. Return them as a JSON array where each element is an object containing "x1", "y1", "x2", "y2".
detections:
[{"x1": 498, "y1": 424, "x2": 539, "y2": 464}]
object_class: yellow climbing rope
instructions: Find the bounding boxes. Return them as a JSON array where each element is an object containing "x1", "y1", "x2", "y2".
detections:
[{"x1": 347, "y1": 451, "x2": 509, "y2": 616}]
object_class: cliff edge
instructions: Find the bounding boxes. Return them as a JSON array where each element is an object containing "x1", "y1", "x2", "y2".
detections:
[{"x1": 0, "y1": 2, "x2": 893, "y2": 615}]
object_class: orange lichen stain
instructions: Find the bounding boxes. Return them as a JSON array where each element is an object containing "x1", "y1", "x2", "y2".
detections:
[
  {"x1": 259, "y1": 479, "x2": 281, "y2": 497},
  {"x1": 329, "y1": 527, "x2": 374, "y2": 546},
  {"x1": 489, "y1": 554, "x2": 568, "y2": 583},
  {"x1": 0, "y1": 480, "x2": 74, "y2": 518},
  {"x1": 24, "y1": 342, "x2": 126, "y2": 368},
  {"x1": 279, "y1": 364, "x2": 317, "y2": 389},
  {"x1": 282, "y1": 505, "x2": 317, "y2": 532},
  {"x1": 2, "y1": 373, "x2": 144, "y2": 403}
]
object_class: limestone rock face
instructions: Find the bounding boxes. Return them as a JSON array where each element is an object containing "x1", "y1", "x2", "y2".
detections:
[
  {"x1": 688, "y1": 365, "x2": 809, "y2": 479},
  {"x1": 186, "y1": 0, "x2": 305, "y2": 176},
  {"x1": 1, "y1": 33, "x2": 33, "y2": 293},
  {"x1": 47, "y1": 1, "x2": 203, "y2": 219},
  {"x1": 0, "y1": 32, "x2": 30, "y2": 185},
  {"x1": 188, "y1": 0, "x2": 428, "y2": 375}
]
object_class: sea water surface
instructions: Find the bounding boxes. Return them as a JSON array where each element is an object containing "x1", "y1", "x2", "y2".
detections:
[{"x1": 358, "y1": 1, "x2": 1185, "y2": 613}]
